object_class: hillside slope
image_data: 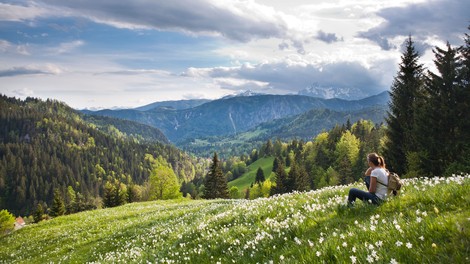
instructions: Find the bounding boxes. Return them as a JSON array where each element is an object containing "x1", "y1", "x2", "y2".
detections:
[
  {"x1": 1, "y1": 174, "x2": 468, "y2": 263},
  {"x1": 0, "y1": 95, "x2": 196, "y2": 215}
]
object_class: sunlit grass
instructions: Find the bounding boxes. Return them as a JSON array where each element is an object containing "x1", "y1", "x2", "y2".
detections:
[{"x1": 1, "y1": 174, "x2": 469, "y2": 263}]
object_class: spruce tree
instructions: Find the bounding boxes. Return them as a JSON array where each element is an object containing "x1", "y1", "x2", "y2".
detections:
[
  {"x1": 271, "y1": 161, "x2": 288, "y2": 195},
  {"x1": 292, "y1": 163, "x2": 310, "y2": 191},
  {"x1": 384, "y1": 36, "x2": 424, "y2": 175},
  {"x1": 416, "y1": 42, "x2": 463, "y2": 175},
  {"x1": 33, "y1": 203, "x2": 44, "y2": 223},
  {"x1": 255, "y1": 167, "x2": 265, "y2": 184},
  {"x1": 50, "y1": 189, "x2": 65, "y2": 217},
  {"x1": 204, "y1": 153, "x2": 229, "y2": 199}
]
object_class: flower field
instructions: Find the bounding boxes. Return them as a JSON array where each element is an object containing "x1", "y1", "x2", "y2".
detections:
[{"x1": 1, "y1": 174, "x2": 469, "y2": 263}]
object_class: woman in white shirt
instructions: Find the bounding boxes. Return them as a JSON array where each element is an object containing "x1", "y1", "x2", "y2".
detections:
[{"x1": 348, "y1": 153, "x2": 388, "y2": 205}]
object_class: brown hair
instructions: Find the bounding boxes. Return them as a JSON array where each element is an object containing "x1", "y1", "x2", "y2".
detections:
[{"x1": 367, "y1": 153, "x2": 386, "y2": 168}]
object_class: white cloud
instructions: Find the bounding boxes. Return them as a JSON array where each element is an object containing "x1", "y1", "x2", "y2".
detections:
[
  {"x1": 0, "y1": 64, "x2": 62, "y2": 77},
  {"x1": 54, "y1": 40, "x2": 85, "y2": 54},
  {"x1": 359, "y1": 0, "x2": 470, "y2": 49},
  {"x1": 0, "y1": 2, "x2": 50, "y2": 21}
]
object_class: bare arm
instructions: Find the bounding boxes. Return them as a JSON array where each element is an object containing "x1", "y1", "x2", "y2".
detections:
[
  {"x1": 365, "y1": 167, "x2": 373, "y2": 176},
  {"x1": 369, "y1": 176, "x2": 377, "y2": 193}
]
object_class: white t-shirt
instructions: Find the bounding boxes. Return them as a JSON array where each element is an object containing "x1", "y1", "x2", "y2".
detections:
[{"x1": 371, "y1": 168, "x2": 388, "y2": 200}]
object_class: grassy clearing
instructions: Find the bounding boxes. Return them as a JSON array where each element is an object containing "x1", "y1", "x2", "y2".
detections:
[
  {"x1": 1, "y1": 174, "x2": 469, "y2": 263},
  {"x1": 228, "y1": 157, "x2": 275, "y2": 191}
]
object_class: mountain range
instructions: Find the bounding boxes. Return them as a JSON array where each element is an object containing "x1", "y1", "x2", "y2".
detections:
[{"x1": 82, "y1": 91, "x2": 390, "y2": 148}]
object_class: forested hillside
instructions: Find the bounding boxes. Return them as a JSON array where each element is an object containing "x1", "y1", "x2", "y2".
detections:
[
  {"x1": 85, "y1": 92, "x2": 389, "y2": 144},
  {"x1": 0, "y1": 95, "x2": 202, "y2": 216}
]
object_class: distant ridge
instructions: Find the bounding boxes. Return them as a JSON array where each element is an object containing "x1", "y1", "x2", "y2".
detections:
[
  {"x1": 134, "y1": 99, "x2": 211, "y2": 111},
  {"x1": 82, "y1": 92, "x2": 390, "y2": 146}
]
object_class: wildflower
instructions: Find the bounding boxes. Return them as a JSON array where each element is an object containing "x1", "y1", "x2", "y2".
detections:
[
  {"x1": 342, "y1": 242, "x2": 348, "y2": 248},
  {"x1": 308, "y1": 240, "x2": 314, "y2": 247},
  {"x1": 280, "y1": 255, "x2": 285, "y2": 261},
  {"x1": 432, "y1": 243, "x2": 437, "y2": 248},
  {"x1": 350, "y1": 255, "x2": 357, "y2": 263},
  {"x1": 390, "y1": 258, "x2": 399, "y2": 264},
  {"x1": 366, "y1": 255, "x2": 374, "y2": 263},
  {"x1": 316, "y1": 251, "x2": 321, "y2": 257},
  {"x1": 294, "y1": 237, "x2": 302, "y2": 245},
  {"x1": 396, "y1": 241, "x2": 403, "y2": 247},
  {"x1": 352, "y1": 246, "x2": 357, "y2": 253},
  {"x1": 406, "y1": 242, "x2": 413, "y2": 249},
  {"x1": 416, "y1": 217, "x2": 422, "y2": 223},
  {"x1": 434, "y1": 207, "x2": 439, "y2": 214},
  {"x1": 419, "y1": 236, "x2": 424, "y2": 241}
]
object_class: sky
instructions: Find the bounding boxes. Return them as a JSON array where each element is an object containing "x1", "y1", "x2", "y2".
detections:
[{"x1": 0, "y1": 0, "x2": 469, "y2": 109}]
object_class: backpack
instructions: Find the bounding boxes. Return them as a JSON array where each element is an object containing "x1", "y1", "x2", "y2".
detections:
[{"x1": 378, "y1": 172, "x2": 403, "y2": 196}]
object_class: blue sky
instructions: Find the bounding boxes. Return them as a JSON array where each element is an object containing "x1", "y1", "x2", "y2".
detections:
[{"x1": 1, "y1": 0, "x2": 469, "y2": 109}]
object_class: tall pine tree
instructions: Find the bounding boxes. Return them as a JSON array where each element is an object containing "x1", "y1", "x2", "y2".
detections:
[
  {"x1": 416, "y1": 42, "x2": 464, "y2": 176},
  {"x1": 50, "y1": 189, "x2": 65, "y2": 217},
  {"x1": 204, "y1": 152, "x2": 229, "y2": 199},
  {"x1": 385, "y1": 36, "x2": 424, "y2": 175}
]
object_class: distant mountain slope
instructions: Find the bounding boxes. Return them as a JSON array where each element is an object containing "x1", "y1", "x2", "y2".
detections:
[
  {"x1": 82, "y1": 114, "x2": 169, "y2": 144},
  {"x1": 180, "y1": 106, "x2": 387, "y2": 157},
  {"x1": 84, "y1": 92, "x2": 390, "y2": 144},
  {"x1": 134, "y1": 99, "x2": 211, "y2": 111}
]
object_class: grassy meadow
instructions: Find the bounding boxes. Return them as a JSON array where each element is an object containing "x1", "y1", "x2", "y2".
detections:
[
  {"x1": 228, "y1": 157, "x2": 275, "y2": 191},
  {"x1": 1, "y1": 174, "x2": 469, "y2": 263}
]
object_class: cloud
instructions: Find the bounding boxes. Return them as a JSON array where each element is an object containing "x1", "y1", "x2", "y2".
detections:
[
  {"x1": 54, "y1": 40, "x2": 84, "y2": 54},
  {"x1": 37, "y1": 0, "x2": 294, "y2": 43},
  {"x1": 0, "y1": 65, "x2": 61, "y2": 77},
  {"x1": 359, "y1": 0, "x2": 470, "y2": 49},
  {"x1": 0, "y1": 2, "x2": 50, "y2": 21},
  {"x1": 316, "y1": 30, "x2": 343, "y2": 44},
  {"x1": 183, "y1": 60, "x2": 388, "y2": 98}
]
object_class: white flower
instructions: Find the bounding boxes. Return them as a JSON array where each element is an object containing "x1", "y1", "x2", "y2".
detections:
[
  {"x1": 316, "y1": 251, "x2": 321, "y2": 257},
  {"x1": 416, "y1": 217, "x2": 422, "y2": 223},
  {"x1": 350, "y1": 255, "x2": 357, "y2": 263},
  {"x1": 308, "y1": 240, "x2": 314, "y2": 247},
  {"x1": 390, "y1": 258, "x2": 399, "y2": 264},
  {"x1": 352, "y1": 246, "x2": 357, "y2": 253},
  {"x1": 396, "y1": 241, "x2": 403, "y2": 247},
  {"x1": 419, "y1": 236, "x2": 424, "y2": 241},
  {"x1": 280, "y1": 255, "x2": 285, "y2": 261},
  {"x1": 406, "y1": 242, "x2": 413, "y2": 249}
]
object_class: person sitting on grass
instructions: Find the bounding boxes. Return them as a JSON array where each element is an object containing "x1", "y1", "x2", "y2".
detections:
[{"x1": 348, "y1": 153, "x2": 388, "y2": 206}]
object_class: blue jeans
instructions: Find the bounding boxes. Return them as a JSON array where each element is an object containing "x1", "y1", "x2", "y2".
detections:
[
  {"x1": 348, "y1": 188, "x2": 381, "y2": 205},
  {"x1": 364, "y1": 176, "x2": 371, "y2": 190}
]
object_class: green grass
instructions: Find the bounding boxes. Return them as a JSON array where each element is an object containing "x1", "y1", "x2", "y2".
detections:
[
  {"x1": 228, "y1": 157, "x2": 275, "y2": 191},
  {"x1": 1, "y1": 174, "x2": 469, "y2": 263}
]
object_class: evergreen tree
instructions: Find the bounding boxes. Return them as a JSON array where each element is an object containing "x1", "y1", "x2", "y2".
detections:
[
  {"x1": 50, "y1": 189, "x2": 65, "y2": 217},
  {"x1": 292, "y1": 163, "x2": 310, "y2": 191},
  {"x1": 271, "y1": 161, "x2": 288, "y2": 195},
  {"x1": 416, "y1": 42, "x2": 464, "y2": 176},
  {"x1": 33, "y1": 203, "x2": 44, "y2": 223},
  {"x1": 272, "y1": 157, "x2": 281, "y2": 172},
  {"x1": 103, "y1": 181, "x2": 115, "y2": 208},
  {"x1": 204, "y1": 153, "x2": 229, "y2": 199},
  {"x1": 255, "y1": 167, "x2": 265, "y2": 184},
  {"x1": 384, "y1": 36, "x2": 424, "y2": 175}
]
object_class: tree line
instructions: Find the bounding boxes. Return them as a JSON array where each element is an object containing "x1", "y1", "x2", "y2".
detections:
[
  {"x1": 0, "y1": 96, "x2": 205, "y2": 216},
  {"x1": 385, "y1": 28, "x2": 470, "y2": 177}
]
